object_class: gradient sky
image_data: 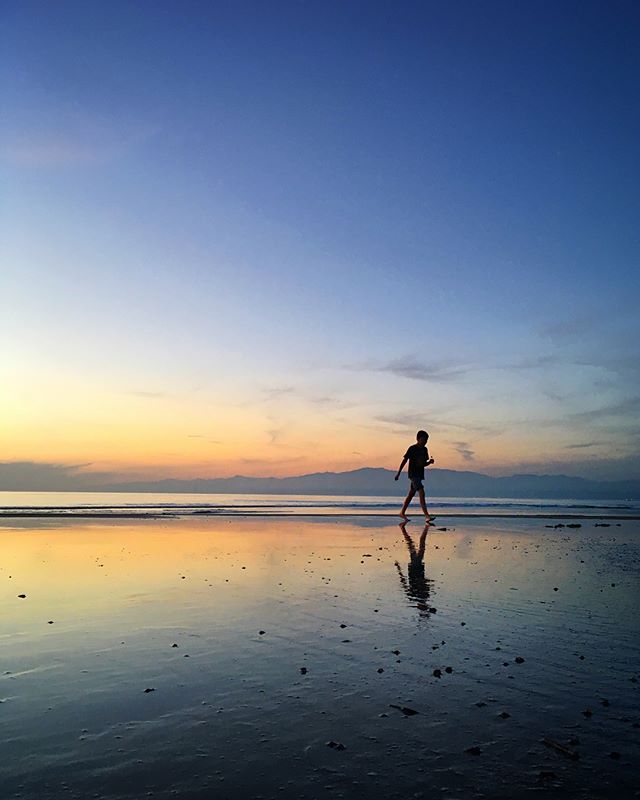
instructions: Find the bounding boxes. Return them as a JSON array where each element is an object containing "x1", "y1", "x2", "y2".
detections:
[{"x1": 2, "y1": 0, "x2": 639, "y2": 486}]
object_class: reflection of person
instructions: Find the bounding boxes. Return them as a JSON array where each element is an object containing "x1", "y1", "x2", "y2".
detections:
[
  {"x1": 394, "y1": 429, "x2": 436, "y2": 521},
  {"x1": 395, "y1": 521, "x2": 432, "y2": 602}
]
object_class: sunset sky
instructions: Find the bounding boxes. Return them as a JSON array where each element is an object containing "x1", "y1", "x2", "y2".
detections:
[{"x1": 2, "y1": 1, "x2": 639, "y2": 487}]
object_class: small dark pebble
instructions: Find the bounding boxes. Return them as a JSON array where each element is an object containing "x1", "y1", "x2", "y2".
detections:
[
  {"x1": 499, "y1": 711, "x2": 510, "y2": 719},
  {"x1": 47, "y1": 621, "x2": 54, "y2": 624},
  {"x1": 465, "y1": 746, "x2": 482, "y2": 755},
  {"x1": 259, "y1": 631, "x2": 266, "y2": 635},
  {"x1": 392, "y1": 649, "x2": 400, "y2": 655},
  {"x1": 566, "y1": 523, "x2": 581, "y2": 528},
  {"x1": 389, "y1": 704, "x2": 419, "y2": 716},
  {"x1": 143, "y1": 688, "x2": 156, "y2": 693},
  {"x1": 460, "y1": 622, "x2": 466, "y2": 626},
  {"x1": 377, "y1": 667, "x2": 384, "y2": 674},
  {"x1": 429, "y1": 607, "x2": 437, "y2": 613},
  {"x1": 582, "y1": 708, "x2": 593, "y2": 718},
  {"x1": 300, "y1": 667, "x2": 307, "y2": 675},
  {"x1": 433, "y1": 669, "x2": 442, "y2": 678},
  {"x1": 339, "y1": 624, "x2": 347, "y2": 629},
  {"x1": 475, "y1": 701, "x2": 487, "y2": 708},
  {"x1": 18, "y1": 594, "x2": 26, "y2": 599},
  {"x1": 515, "y1": 656, "x2": 525, "y2": 664},
  {"x1": 326, "y1": 740, "x2": 346, "y2": 751},
  {"x1": 553, "y1": 587, "x2": 559, "y2": 591},
  {"x1": 445, "y1": 666, "x2": 453, "y2": 674},
  {"x1": 171, "y1": 643, "x2": 178, "y2": 648}
]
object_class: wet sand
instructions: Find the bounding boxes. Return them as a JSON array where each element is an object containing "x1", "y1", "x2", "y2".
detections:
[{"x1": 1, "y1": 516, "x2": 639, "y2": 799}]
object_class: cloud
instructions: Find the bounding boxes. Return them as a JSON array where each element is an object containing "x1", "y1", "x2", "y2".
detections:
[
  {"x1": 368, "y1": 356, "x2": 471, "y2": 382},
  {"x1": 238, "y1": 457, "x2": 305, "y2": 467},
  {"x1": 309, "y1": 395, "x2": 350, "y2": 408},
  {"x1": 0, "y1": 110, "x2": 158, "y2": 167},
  {"x1": 353, "y1": 353, "x2": 566, "y2": 384},
  {"x1": 452, "y1": 441, "x2": 475, "y2": 462},
  {"x1": 0, "y1": 461, "x2": 115, "y2": 491},
  {"x1": 129, "y1": 390, "x2": 166, "y2": 399},
  {"x1": 498, "y1": 453, "x2": 640, "y2": 482},
  {"x1": 567, "y1": 396, "x2": 640, "y2": 423},
  {"x1": 501, "y1": 355, "x2": 561, "y2": 371},
  {"x1": 539, "y1": 316, "x2": 593, "y2": 341},
  {"x1": 263, "y1": 385, "x2": 296, "y2": 400},
  {"x1": 564, "y1": 441, "x2": 603, "y2": 449},
  {"x1": 374, "y1": 412, "x2": 499, "y2": 438},
  {"x1": 187, "y1": 435, "x2": 222, "y2": 444},
  {"x1": 267, "y1": 425, "x2": 287, "y2": 445}
]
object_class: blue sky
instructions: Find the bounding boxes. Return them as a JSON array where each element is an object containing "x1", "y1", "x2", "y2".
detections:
[{"x1": 1, "y1": 0, "x2": 639, "y2": 483}]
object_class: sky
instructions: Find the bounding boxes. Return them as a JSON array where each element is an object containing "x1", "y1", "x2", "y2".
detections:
[{"x1": 1, "y1": 0, "x2": 639, "y2": 488}]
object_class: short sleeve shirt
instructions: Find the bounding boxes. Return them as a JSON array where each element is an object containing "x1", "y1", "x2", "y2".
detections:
[{"x1": 404, "y1": 443, "x2": 429, "y2": 480}]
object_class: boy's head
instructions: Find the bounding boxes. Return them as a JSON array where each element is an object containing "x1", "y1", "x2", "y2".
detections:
[{"x1": 416, "y1": 430, "x2": 429, "y2": 444}]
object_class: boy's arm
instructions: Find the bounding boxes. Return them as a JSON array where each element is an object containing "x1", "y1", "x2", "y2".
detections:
[{"x1": 394, "y1": 457, "x2": 408, "y2": 480}]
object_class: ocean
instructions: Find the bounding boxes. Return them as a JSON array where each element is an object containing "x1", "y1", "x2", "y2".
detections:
[{"x1": 0, "y1": 491, "x2": 638, "y2": 518}]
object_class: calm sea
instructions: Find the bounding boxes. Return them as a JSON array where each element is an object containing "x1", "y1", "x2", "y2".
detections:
[{"x1": 0, "y1": 491, "x2": 638, "y2": 517}]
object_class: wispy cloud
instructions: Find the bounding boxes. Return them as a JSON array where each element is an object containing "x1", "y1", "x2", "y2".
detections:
[
  {"x1": 0, "y1": 461, "x2": 115, "y2": 490},
  {"x1": 367, "y1": 356, "x2": 471, "y2": 382},
  {"x1": 539, "y1": 316, "x2": 593, "y2": 341},
  {"x1": 130, "y1": 391, "x2": 165, "y2": 399},
  {"x1": 263, "y1": 385, "x2": 296, "y2": 400},
  {"x1": 453, "y1": 441, "x2": 475, "y2": 462},
  {"x1": 374, "y1": 412, "x2": 499, "y2": 438},
  {"x1": 0, "y1": 109, "x2": 158, "y2": 167},
  {"x1": 352, "y1": 353, "x2": 566, "y2": 384},
  {"x1": 564, "y1": 441, "x2": 603, "y2": 449},
  {"x1": 266, "y1": 425, "x2": 287, "y2": 445},
  {"x1": 567, "y1": 396, "x2": 640, "y2": 422},
  {"x1": 500, "y1": 354, "x2": 561, "y2": 371}
]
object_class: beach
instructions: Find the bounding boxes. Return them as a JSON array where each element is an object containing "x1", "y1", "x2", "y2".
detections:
[{"x1": 2, "y1": 512, "x2": 639, "y2": 799}]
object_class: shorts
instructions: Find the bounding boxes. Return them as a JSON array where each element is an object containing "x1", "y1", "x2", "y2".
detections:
[{"x1": 409, "y1": 477, "x2": 424, "y2": 492}]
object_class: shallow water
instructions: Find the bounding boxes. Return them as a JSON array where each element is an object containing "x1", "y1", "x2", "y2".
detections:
[{"x1": 1, "y1": 516, "x2": 639, "y2": 799}]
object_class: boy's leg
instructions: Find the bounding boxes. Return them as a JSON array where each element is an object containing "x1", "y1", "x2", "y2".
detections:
[
  {"x1": 418, "y1": 487, "x2": 430, "y2": 518},
  {"x1": 400, "y1": 486, "x2": 416, "y2": 517}
]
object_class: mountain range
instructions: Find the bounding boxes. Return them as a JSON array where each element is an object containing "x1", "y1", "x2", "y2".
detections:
[{"x1": 103, "y1": 467, "x2": 640, "y2": 500}]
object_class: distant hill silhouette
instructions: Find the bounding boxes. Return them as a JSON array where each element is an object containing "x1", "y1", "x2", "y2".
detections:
[{"x1": 103, "y1": 467, "x2": 640, "y2": 500}]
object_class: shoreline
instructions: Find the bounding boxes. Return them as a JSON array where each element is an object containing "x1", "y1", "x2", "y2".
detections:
[{"x1": 0, "y1": 510, "x2": 637, "y2": 520}]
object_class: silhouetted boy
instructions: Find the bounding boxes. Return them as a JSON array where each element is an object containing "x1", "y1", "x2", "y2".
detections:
[{"x1": 394, "y1": 429, "x2": 435, "y2": 520}]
